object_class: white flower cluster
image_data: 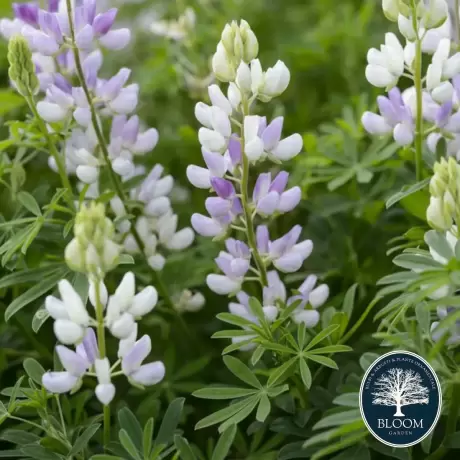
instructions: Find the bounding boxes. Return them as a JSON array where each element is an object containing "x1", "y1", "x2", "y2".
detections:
[{"x1": 43, "y1": 274, "x2": 165, "y2": 404}]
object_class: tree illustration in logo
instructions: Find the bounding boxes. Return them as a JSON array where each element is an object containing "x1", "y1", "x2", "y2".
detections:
[{"x1": 371, "y1": 368, "x2": 429, "y2": 417}]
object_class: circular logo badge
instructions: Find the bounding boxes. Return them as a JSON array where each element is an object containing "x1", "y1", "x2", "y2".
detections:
[{"x1": 359, "y1": 350, "x2": 442, "y2": 448}]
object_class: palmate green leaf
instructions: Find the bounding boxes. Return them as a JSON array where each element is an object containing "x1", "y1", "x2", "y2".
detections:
[
  {"x1": 304, "y1": 324, "x2": 339, "y2": 351},
  {"x1": 195, "y1": 396, "x2": 258, "y2": 430},
  {"x1": 212, "y1": 330, "x2": 257, "y2": 339},
  {"x1": 174, "y1": 435, "x2": 197, "y2": 460},
  {"x1": 222, "y1": 339, "x2": 255, "y2": 355},
  {"x1": 267, "y1": 357, "x2": 297, "y2": 387},
  {"x1": 222, "y1": 356, "x2": 262, "y2": 389},
  {"x1": 21, "y1": 218, "x2": 44, "y2": 254},
  {"x1": 297, "y1": 323, "x2": 306, "y2": 349},
  {"x1": 299, "y1": 359, "x2": 312, "y2": 389},
  {"x1": 266, "y1": 384, "x2": 289, "y2": 398},
  {"x1": 8, "y1": 376, "x2": 25, "y2": 411},
  {"x1": 216, "y1": 312, "x2": 260, "y2": 328},
  {"x1": 307, "y1": 345, "x2": 352, "y2": 354},
  {"x1": 0, "y1": 264, "x2": 65, "y2": 289},
  {"x1": 342, "y1": 284, "x2": 357, "y2": 319},
  {"x1": 385, "y1": 177, "x2": 430, "y2": 208},
  {"x1": 142, "y1": 418, "x2": 154, "y2": 459},
  {"x1": 155, "y1": 397, "x2": 184, "y2": 447},
  {"x1": 311, "y1": 430, "x2": 369, "y2": 460},
  {"x1": 329, "y1": 312, "x2": 348, "y2": 343},
  {"x1": 32, "y1": 307, "x2": 49, "y2": 333},
  {"x1": 250, "y1": 346, "x2": 265, "y2": 366},
  {"x1": 333, "y1": 393, "x2": 359, "y2": 407},
  {"x1": 90, "y1": 456, "x2": 125, "y2": 460},
  {"x1": 392, "y1": 253, "x2": 443, "y2": 271},
  {"x1": 119, "y1": 429, "x2": 142, "y2": 460},
  {"x1": 424, "y1": 230, "x2": 453, "y2": 262},
  {"x1": 20, "y1": 445, "x2": 62, "y2": 460},
  {"x1": 118, "y1": 407, "x2": 143, "y2": 451},
  {"x1": 211, "y1": 424, "x2": 236, "y2": 460},
  {"x1": 23, "y1": 358, "x2": 45, "y2": 385},
  {"x1": 5, "y1": 269, "x2": 65, "y2": 321},
  {"x1": 0, "y1": 429, "x2": 40, "y2": 446},
  {"x1": 255, "y1": 394, "x2": 271, "y2": 422},
  {"x1": 68, "y1": 423, "x2": 101, "y2": 456},
  {"x1": 218, "y1": 395, "x2": 260, "y2": 433},
  {"x1": 305, "y1": 354, "x2": 338, "y2": 369},
  {"x1": 304, "y1": 419, "x2": 365, "y2": 448},
  {"x1": 313, "y1": 409, "x2": 362, "y2": 430},
  {"x1": 17, "y1": 191, "x2": 41, "y2": 216},
  {"x1": 193, "y1": 386, "x2": 258, "y2": 400}
]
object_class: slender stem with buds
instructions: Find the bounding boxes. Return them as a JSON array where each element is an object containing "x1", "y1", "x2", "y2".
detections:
[
  {"x1": 240, "y1": 99, "x2": 268, "y2": 286},
  {"x1": 25, "y1": 93, "x2": 75, "y2": 210},
  {"x1": 65, "y1": 0, "x2": 175, "y2": 311},
  {"x1": 411, "y1": 3, "x2": 423, "y2": 182},
  {"x1": 94, "y1": 278, "x2": 110, "y2": 447}
]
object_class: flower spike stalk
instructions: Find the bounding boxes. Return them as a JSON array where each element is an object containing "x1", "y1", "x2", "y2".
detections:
[{"x1": 188, "y1": 20, "x2": 329, "y2": 344}]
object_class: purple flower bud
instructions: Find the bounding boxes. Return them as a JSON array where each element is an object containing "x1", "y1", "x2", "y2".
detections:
[
  {"x1": 122, "y1": 116, "x2": 140, "y2": 144},
  {"x1": 203, "y1": 150, "x2": 227, "y2": 177},
  {"x1": 99, "y1": 68, "x2": 131, "y2": 100},
  {"x1": 93, "y1": 9, "x2": 118, "y2": 36},
  {"x1": 13, "y1": 3, "x2": 39, "y2": 26},
  {"x1": 257, "y1": 191, "x2": 279, "y2": 215},
  {"x1": 436, "y1": 101, "x2": 453, "y2": 127},
  {"x1": 253, "y1": 173, "x2": 271, "y2": 202},
  {"x1": 56, "y1": 345, "x2": 89, "y2": 376},
  {"x1": 225, "y1": 239, "x2": 250, "y2": 259},
  {"x1": 48, "y1": 0, "x2": 59, "y2": 13},
  {"x1": 211, "y1": 177, "x2": 234, "y2": 199},
  {"x1": 76, "y1": 328, "x2": 98, "y2": 364},
  {"x1": 269, "y1": 171, "x2": 289, "y2": 194},
  {"x1": 256, "y1": 225, "x2": 269, "y2": 253},
  {"x1": 122, "y1": 335, "x2": 151, "y2": 375},
  {"x1": 261, "y1": 116, "x2": 283, "y2": 150},
  {"x1": 228, "y1": 135, "x2": 242, "y2": 165}
]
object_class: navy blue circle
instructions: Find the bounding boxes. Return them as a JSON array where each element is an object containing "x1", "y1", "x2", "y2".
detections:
[{"x1": 359, "y1": 351, "x2": 442, "y2": 448}]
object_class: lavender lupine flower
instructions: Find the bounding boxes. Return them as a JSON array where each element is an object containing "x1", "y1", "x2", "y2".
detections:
[
  {"x1": 362, "y1": 88, "x2": 415, "y2": 145},
  {"x1": 207, "y1": 239, "x2": 251, "y2": 295},
  {"x1": 42, "y1": 328, "x2": 97, "y2": 394},
  {"x1": 119, "y1": 165, "x2": 195, "y2": 271},
  {"x1": 20, "y1": 0, "x2": 130, "y2": 55},
  {"x1": 253, "y1": 171, "x2": 301, "y2": 216},
  {"x1": 288, "y1": 275, "x2": 330, "y2": 327},
  {"x1": 121, "y1": 335, "x2": 166, "y2": 386},
  {"x1": 257, "y1": 225, "x2": 314, "y2": 273}
]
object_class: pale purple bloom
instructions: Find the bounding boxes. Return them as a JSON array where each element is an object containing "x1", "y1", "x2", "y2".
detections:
[
  {"x1": 205, "y1": 177, "x2": 242, "y2": 218},
  {"x1": 13, "y1": 3, "x2": 39, "y2": 26},
  {"x1": 288, "y1": 275, "x2": 329, "y2": 327},
  {"x1": 257, "y1": 224, "x2": 313, "y2": 273},
  {"x1": 362, "y1": 88, "x2": 414, "y2": 146},
  {"x1": 42, "y1": 328, "x2": 97, "y2": 394},
  {"x1": 207, "y1": 239, "x2": 251, "y2": 295},
  {"x1": 253, "y1": 171, "x2": 301, "y2": 216},
  {"x1": 191, "y1": 213, "x2": 231, "y2": 238},
  {"x1": 122, "y1": 335, "x2": 166, "y2": 386}
]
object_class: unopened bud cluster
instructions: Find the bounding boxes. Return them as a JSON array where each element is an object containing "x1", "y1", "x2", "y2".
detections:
[
  {"x1": 383, "y1": 0, "x2": 448, "y2": 28},
  {"x1": 65, "y1": 202, "x2": 121, "y2": 276},
  {"x1": 212, "y1": 20, "x2": 258, "y2": 82},
  {"x1": 427, "y1": 157, "x2": 460, "y2": 230},
  {"x1": 7, "y1": 35, "x2": 38, "y2": 96}
]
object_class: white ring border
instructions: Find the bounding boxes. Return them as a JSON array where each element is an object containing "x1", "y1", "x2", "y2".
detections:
[{"x1": 358, "y1": 350, "x2": 443, "y2": 449}]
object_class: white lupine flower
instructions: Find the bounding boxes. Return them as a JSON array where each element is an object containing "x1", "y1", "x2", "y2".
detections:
[
  {"x1": 249, "y1": 59, "x2": 290, "y2": 102},
  {"x1": 365, "y1": 33, "x2": 405, "y2": 88},
  {"x1": 208, "y1": 84, "x2": 232, "y2": 115},
  {"x1": 398, "y1": 15, "x2": 417, "y2": 41},
  {"x1": 95, "y1": 358, "x2": 115, "y2": 405},
  {"x1": 427, "y1": 39, "x2": 460, "y2": 97},
  {"x1": 244, "y1": 116, "x2": 265, "y2": 161}
]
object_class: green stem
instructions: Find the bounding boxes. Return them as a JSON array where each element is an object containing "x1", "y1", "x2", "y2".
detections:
[
  {"x1": 412, "y1": 2, "x2": 423, "y2": 181},
  {"x1": 426, "y1": 378, "x2": 460, "y2": 460},
  {"x1": 240, "y1": 100, "x2": 268, "y2": 286},
  {"x1": 65, "y1": 0, "x2": 175, "y2": 311},
  {"x1": 94, "y1": 279, "x2": 110, "y2": 447},
  {"x1": 25, "y1": 94, "x2": 75, "y2": 210},
  {"x1": 54, "y1": 395, "x2": 67, "y2": 439}
]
